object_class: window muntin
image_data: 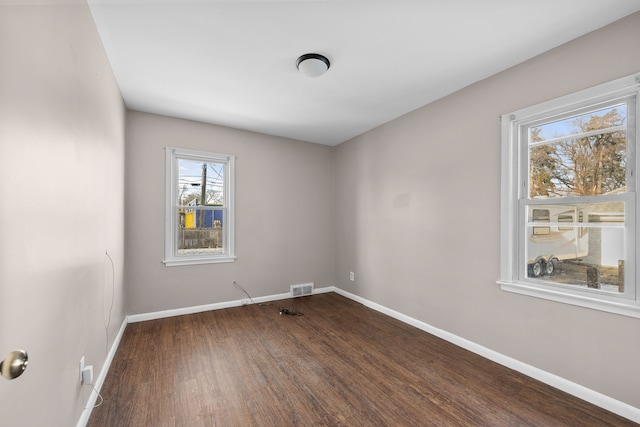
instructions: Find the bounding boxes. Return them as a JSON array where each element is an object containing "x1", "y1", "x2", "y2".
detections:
[
  {"x1": 500, "y1": 73, "x2": 640, "y2": 317},
  {"x1": 165, "y1": 147, "x2": 235, "y2": 266}
]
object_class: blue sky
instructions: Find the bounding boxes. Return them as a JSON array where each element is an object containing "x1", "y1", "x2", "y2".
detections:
[{"x1": 533, "y1": 104, "x2": 626, "y2": 141}]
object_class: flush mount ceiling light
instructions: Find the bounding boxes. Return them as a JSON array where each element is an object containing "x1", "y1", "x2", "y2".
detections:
[{"x1": 296, "y1": 53, "x2": 330, "y2": 78}]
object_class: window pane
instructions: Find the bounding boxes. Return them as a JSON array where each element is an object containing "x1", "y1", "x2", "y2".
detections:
[
  {"x1": 525, "y1": 203, "x2": 625, "y2": 293},
  {"x1": 532, "y1": 105, "x2": 626, "y2": 141},
  {"x1": 531, "y1": 208, "x2": 550, "y2": 235},
  {"x1": 177, "y1": 208, "x2": 225, "y2": 256},
  {"x1": 177, "y1": 159, "x2": 225, "y2": 206},
  {"x1": 529, "y1": 105, "x2": 627, "y2": 199}
]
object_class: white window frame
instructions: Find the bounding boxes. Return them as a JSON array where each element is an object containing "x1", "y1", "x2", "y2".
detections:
[
  {"x1": 499, "y1": 73, "x2": 640, "y2": 318},
  {"x1": 164, "y1": 147, "x2": 235, "y2": 266}
]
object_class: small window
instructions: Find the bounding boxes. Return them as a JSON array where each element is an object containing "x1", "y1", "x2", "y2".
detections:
[
  {"x1": 557, "y1": 214, "x2": 573, "y2": 231},
  {"x1": 532, "y1": 209, "x2": 550, "y2": 235},
  {"x1": 499, "y1": 73, "x2": 640, "y2": 318},
  {"x1": 578, "y1": 210, "x2": 587, "y2": 238},
  {"x1": 164, "y1": 147, "x2": 235, "y2": 266}
]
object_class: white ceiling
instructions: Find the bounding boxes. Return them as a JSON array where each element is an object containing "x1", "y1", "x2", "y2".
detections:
[{"x1": 88, "y1": 0, "x2": 640, "y2": 146}]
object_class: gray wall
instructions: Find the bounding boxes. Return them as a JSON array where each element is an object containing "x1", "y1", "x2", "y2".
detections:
[
  {"x1": 333, "y1": 12, "x2": 640, "y2": 408},
  {"x1": 125, "y1": 111, "x2": 334, "y2": 314},
  {"x1": 0, "y1": 2, "x2": 126, "y2": 427}
]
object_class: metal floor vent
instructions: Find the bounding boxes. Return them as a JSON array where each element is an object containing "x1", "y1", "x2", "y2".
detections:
[{"x1": 290, "y1": 283, "x2": 314, "y2": 297}]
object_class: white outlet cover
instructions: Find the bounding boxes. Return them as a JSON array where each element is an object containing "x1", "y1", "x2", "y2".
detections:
[{"x1": 79, "y1": 356, "x2": 85, "y2": 381}]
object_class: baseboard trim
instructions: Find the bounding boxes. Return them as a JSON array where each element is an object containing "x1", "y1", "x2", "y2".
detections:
[
  {"x1": 76, "y1": 317, "x2": 128, "y2": 427},
  {"x1": 127, "y1": 286, "x2": 335, "y2": 323},
  {"x1": 332, "y1": 286, "x2": 640, "y2": 424}
]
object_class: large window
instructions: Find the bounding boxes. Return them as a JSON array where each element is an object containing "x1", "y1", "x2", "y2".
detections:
[
  {"x1": 499, "y1": 74, "x2": 640, "y2": 317},
  {"x1": 164, "y1": 147, "x2": 235, "y2": 266}
]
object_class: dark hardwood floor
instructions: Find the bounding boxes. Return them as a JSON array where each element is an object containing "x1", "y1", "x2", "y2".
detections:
[{"x1": 88, "y1": 292, "x2": 636, "y2": 426}]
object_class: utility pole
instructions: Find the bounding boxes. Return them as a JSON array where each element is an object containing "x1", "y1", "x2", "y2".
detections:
[{"x1": 199, "y1": 163, "x2": 207, "y2": 227}]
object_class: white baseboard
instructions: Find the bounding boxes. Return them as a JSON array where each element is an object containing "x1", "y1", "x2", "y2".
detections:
[
  {"x1": 76, "y1": 317, "x2": 128, "y2": 427},
  {"x1": 332, "y1": 286, "x2": 640, "y2": 424},
  {"x1": 127, "y1": 286, "x2": 335, "y2": 323}
]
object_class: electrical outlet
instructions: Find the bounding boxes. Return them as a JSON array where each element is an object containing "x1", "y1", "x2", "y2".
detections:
[
  {"x1": 79, "y1": 356, "x2": 85, "y2": 383},
  {"x1": 349, "y1": 271, "x2": 355, "y2": 281},
  {"x1": 81, "y1": 365, "x2": 94, "y2": 385}
]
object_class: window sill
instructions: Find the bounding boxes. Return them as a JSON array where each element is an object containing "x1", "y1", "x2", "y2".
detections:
[
  {"x1": 163, "y1": 256, "x2": 236, "y2": 267},
  {"x1": 497, "y1": 280, "x2": 640, "y2": 319}
]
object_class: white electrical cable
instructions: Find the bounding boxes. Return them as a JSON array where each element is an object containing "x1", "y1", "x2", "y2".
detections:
[
  {"x1": 233, "y1": 280, "x2": 255, "y2": 305},
  {"x1": 232, "y1": 281, "x2": 272, "y2": 306},
  {"x1": 84, "y1": 383, "x2": 104, "y2": 409}
]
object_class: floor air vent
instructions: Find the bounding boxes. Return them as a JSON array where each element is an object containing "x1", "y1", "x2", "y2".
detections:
[{"x1": 290, "y1": 283, "x2": 314, "y2": 297}]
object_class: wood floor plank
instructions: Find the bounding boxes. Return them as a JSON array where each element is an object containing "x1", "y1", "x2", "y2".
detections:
[{"x1": 88, "y1": 293, "x2": 636, "y2": 426}]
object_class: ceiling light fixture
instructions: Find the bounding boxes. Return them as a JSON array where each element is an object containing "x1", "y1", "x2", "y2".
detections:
[{"x1": 296, "y1": 53, "x2": 330, "y2": 78}]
